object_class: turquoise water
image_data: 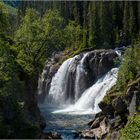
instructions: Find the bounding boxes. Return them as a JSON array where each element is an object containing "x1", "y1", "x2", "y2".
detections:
[{"x1": 39, "y1": 104, "x2": 95, "y2": 139}]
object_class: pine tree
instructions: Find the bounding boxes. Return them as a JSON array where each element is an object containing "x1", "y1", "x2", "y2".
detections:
[
  {"x1": 100, "y1": 2, "x2": 113, "y2": 48},
  {"x1": 129, "y1": 2, "x2": 137, "y2": 40},
  {"x1": 82, "y1": 1, "x2": 89, "y2": 48},
  {"x1": 123, "y1": 1, "x2": 130, "y2": 45},
  {"x1": 93, "y1": 2, "x2": 102, "y2": 48},
  {"x1": 73, "y1": 2, "x2": 80, "y2": 24},
  {"x1": 88, "y1": 2, "x2": 94, "y2": 48},
  {"x1": 138, "y1": 2, "x2": 140, "y2": 34}
]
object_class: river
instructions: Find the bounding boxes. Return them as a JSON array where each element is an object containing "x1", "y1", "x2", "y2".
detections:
[{"x1": 39, "y1": 104, "x2": 95, "y2": 139}]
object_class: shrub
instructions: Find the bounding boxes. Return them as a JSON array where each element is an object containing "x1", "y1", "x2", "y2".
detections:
[
  {"x1": 120, "y1": 114, "x2": 140, "y2": 140},
  {"x1": 116, "y1": 44, "x2": 140, "y2": 91}
]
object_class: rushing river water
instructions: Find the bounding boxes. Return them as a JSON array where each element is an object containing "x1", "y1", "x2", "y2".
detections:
[{"x1": 39, "y1": 104, "x2": 95, "y2": 139}]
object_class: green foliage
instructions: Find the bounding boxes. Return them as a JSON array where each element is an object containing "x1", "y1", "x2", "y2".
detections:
[
  {"x1": 15, "y1": 8, "x2": 43, "y2": 75},
  {"x1": 64, "y1": 21, "x2": 84, "y2": 49},
  {"x1": 15, "y1": 9, "x2": 83, "y2": 75},
  {"x1": 116, "y1": 44, "x2": 140, "y2": 91},
  {"x1": 0, "y1": 2, "x2": 11, "y2": 33},
  {"x1": 0, "y1": 2, "x2": 17, "y2": 35},
  {"x1": 0, "y1": 18, "x2": 34, "y2": 138},
  {"x1": 0, "y1": 121, "x2": 11, "y2": 138},
  {"x1": 88, "y1": 2, "x2": 102, "y2": 48},
  {"x1": 120, "y1": 114, "x2": 140, "y2": 140},
  {"x1": 42, "y1": 10, "x2": 66, "y2": 54},
  {"x1": 0, "y1": 9, "x2": 84, "y2": 138},
  {"x1": 0, "y1": 34, "x2": 21, "y2": 87}
]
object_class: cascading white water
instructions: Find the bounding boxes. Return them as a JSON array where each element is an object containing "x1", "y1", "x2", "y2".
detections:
[
  {"x1": 115, "y1": 48, "x2": 122, "y2": 58},
  {"x1": 74, "y1": 53, "x2": 88, "y2": 101},
  {"x1": 48, "y1": 57, "x2": 74, "y2": 104},
  {"x1": 52, "y1": 68, "x2": 118, "y2": 114}
]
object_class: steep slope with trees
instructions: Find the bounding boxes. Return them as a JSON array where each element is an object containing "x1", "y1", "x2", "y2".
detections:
[{"x1": 18, "y1": 1, "x2": 140, "y2": 48}]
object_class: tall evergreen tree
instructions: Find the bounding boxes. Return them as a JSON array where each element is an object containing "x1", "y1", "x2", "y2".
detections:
[
  {"x1": 123, "y1": 1, "x2": 131, "y2": 45},
  {"x1": 138, "y1": 2, "x2": 140, "y2": 34},
  {"x1": 129, "y1": 2, "x2": 137, "y2": 40},
  {"x1": 82, "y1": 1, "x2": 89, "y2": 48},
  {"x1": 88, "y1": 2, "x2": 94, "y2": 48},
  {"x1": 93, "y1": 2, "x2": 102, "y2": 48},
  {"x1": 100, "y1": 2, "x2": 114, "y2": 48}
]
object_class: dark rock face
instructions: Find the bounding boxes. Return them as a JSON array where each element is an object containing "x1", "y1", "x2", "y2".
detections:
[
  {"x1": 87, "y1": 49, "x2": 117, "y2": 81},
  {"x1": 99, "y1": 102, "x2": 115, "y2": 116},
  {"x1": 38, "y1": 49, "x2": 117, "y2": 102},
  {"x1": 112, "y1": 97, "x2": 127, "y2": 115}
]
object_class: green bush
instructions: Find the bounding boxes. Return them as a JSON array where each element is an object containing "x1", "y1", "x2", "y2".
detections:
[
  {"x1": 116, "y1": 44, "x2": 140, "y2": 91},
  {"x1": 120, "y1": 114, "x2": 140, "y2": 140}
]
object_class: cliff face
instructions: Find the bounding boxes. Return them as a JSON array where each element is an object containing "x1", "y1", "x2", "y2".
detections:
[{"x1": 38, "y1": 49, "x2": 118, "y2": 103}]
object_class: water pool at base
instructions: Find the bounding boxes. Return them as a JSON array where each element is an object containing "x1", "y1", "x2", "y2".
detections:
[{"x1": 39, "y1": 104, "x2": 95, "y2": 139}]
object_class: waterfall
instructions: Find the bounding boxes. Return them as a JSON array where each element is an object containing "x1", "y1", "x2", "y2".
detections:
[
  {"x1": 48, "y1": 57, "x2": 76, "y2": 104},
  {"x1": 114, "y1": 46, "x2": 128, "y2": 58},
  {"x1": 48, "y1": 53, "x2": 89, "y2": 105},
  {"x1": 53, "y1": 68, "x2": 118, "y2": 114},
  {"x1": 75, "y1": 53, "x2": 88, "y2": 101},
  {"x1": 114, "y1": 48, "x2": 122, "y2": 58},
  {"x1": 40, "y1": 49, "x2": 119, "y2": 115}
]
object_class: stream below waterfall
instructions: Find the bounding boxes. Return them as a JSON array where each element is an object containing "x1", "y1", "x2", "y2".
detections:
[{"x1": 39, "y1": 103, "x2": 95, "y2": 139}]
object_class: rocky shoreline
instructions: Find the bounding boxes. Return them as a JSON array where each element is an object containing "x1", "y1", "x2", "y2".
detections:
[{"x1": 74, "y1": 77, "x2": 140, "y2": 139}]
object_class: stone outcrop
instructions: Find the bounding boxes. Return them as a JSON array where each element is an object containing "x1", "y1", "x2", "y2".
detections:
[{"x1": 78, "y1": 117, "x2": 110, "y2": 139}]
